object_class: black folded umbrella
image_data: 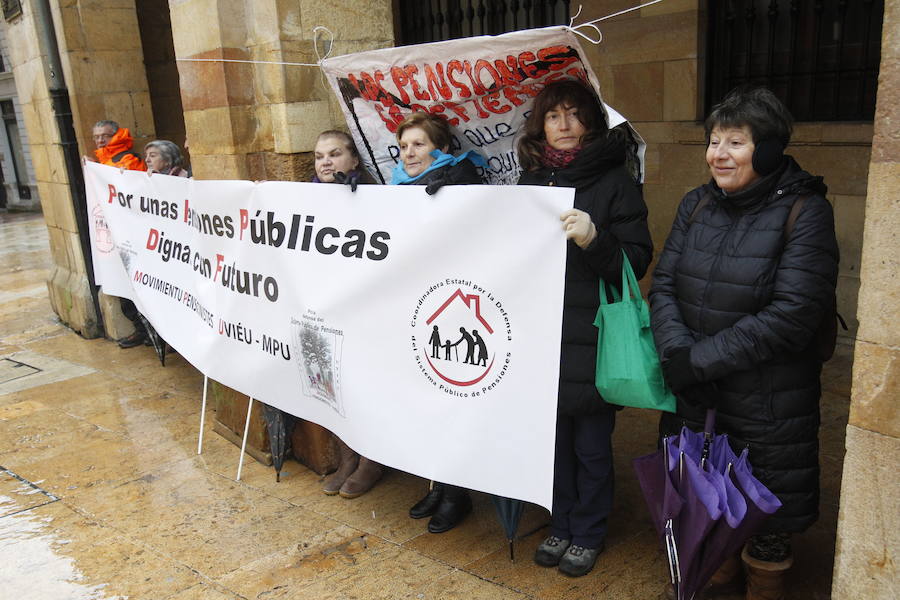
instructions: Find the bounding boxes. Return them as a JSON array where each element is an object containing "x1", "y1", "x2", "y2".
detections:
[{"x1": 261, "y1": 403, "x2": 295, "y2": 482}]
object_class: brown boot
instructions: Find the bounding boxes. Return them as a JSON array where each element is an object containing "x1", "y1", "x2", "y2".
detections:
[
  {"x1": 339, "y1": 456, "x2": 384, "y2": 499},
  {"x1": 742, "y1": 546, "x2": 793, "y2": 600},
  {"x1": 322, "y1": 440, "x2": 359, "y2": 495},
  {"x1": 704, "y1": 552, "x2": 744, "y2": 596}
]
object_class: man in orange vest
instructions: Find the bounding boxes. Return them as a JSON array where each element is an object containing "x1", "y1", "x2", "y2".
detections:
[
  {"x1": 91, "y1": 120, "x2": 149, "y2": 347},
  {"x1": 92, "y1": 120, "x2": 147, "y2": 171}
]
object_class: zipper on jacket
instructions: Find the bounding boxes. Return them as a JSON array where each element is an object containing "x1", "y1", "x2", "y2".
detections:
[{"x1": 697, "y1": 212, "x2": 740, "y2": 335}]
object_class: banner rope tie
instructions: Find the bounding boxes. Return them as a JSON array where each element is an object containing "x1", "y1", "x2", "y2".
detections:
[{"x1": 566, "y1": 0, "x2": 668, "y2": 44}]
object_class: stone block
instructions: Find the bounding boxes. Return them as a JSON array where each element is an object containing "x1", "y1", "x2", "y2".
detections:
[
  {"x1": 67, "y1": 50, "x2": 150, "y2": 96},
  {"x1": 674, "y1": 122, "x2": 706, "y2": 143},
  {"x1": 291, "y1": 419, "x2": 339, "y2": 475},
  {"x1": 633, "y1": 121, "x2": 675, "y2": 145},
  {"x1": 611, "y1": 61, "x2": 664, "y2": 122},
  {"x1": 642, "y1": 183, "x2": 684, "y2": 251},
  {"x1": 41, "y1": 182, "x2": 77, "y2": 233},
  {"x1": 29, "y1": 143, "x2": 53, "y2": 183},
  {"x1": 271, "y1": 101, "x2": 332, "y2": 154},
  {"x1": 856, "y1": 162, "x2": 900, "y2": 347},
  {"x1": 169, "y1": 0, "x2": 232, "y2": 57},
  {"x1": 298, "y1": 0, "x2": 394, "y2": 43},
  {"x1": 658, "y1": 141, "x2": 708, "y2": 188},
  {"x1": 178, "y1": 48, "x2": 254, "y2": 111},
  {"x1": 54, "y1": 5, "x2": 87, "y2": 52},
  {"x1": 20, "y1": 99, "x2": 47, "y2": 147},
  {"x1": 183, "y1": 108, "x2": 235, "y2": 155},
  {"x1": 871, "y1": 57, "x2": 900, "y2": 164},
  {"x1": 247, "y1": 151, "x2": 315, "y2": 183},
  {"x1": 789, "y1": 145, "x2": 871, "y2": 197},
  {"x1": 663, "y1": 59, "x2": 698, "y2": 121},
  {"x1": 77, "y1": 7, "x2": 143, "y2": 52},
  {"x1": 44, "y1": 144, "x2": 70, "y2": 185},
  {"x1": 832, "y1": 425, "x2": 900, "y2": 599},
  {"x1": 98, "y1": 292, "x2": 135, "y2": 341},
  {"x1": 64, "y1": 230, "x2": 88, "y2": 274},
  {"x1": 5, "y1": 18, "x2": 42, "y2": 73},
  {"x1": 592, "y1": 10, "x2": 697, "y2": 66},
  {"x1": 191, "y1": 153, "x2": 249, "y2": 181},
  {"x1": 848, "y1": 342, "x2": 900, "y2": 438},
  {"x1": 831, "y1": 195, "x2": 866, "y2": 279},
  {"x1": 10, "y1": 59, "x2": 48, "y2": 106},
  {"x1": 642, "y1": 143, "x2": 661, "y2": 185}
]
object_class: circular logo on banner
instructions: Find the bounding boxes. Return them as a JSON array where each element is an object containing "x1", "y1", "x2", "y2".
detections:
[{"x1": 410, "y1": 278, "x2": 512, "y2": 399}]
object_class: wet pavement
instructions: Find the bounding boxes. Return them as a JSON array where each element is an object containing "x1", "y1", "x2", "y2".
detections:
[{"x1": 0, "y1": 212, "x2": 851, "y2": 599}]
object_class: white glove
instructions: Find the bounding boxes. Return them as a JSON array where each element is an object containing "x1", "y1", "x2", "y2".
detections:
[{"x1": 560, "y1": 208, "x2": 598, "y2": 249}]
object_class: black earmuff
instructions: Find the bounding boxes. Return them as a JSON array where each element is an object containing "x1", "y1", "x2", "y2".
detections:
[{"x1": 752, "y1": 138, "x2": 785, "y2": 176}]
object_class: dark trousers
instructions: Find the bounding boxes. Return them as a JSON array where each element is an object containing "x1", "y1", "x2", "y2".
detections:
[
  {"x1": 119, "y1": 298, "x2": 143, "y2": 328},
  {"x1": 550, "y1": 409, "x2": 616, "y2": 548}
]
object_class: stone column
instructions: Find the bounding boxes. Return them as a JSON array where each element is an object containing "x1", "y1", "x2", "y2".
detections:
[
  {"x1": 170, "y1": 0, "x2": 393, "y2": 181},
  {"x1": 48, "y1": 0, "x2": 156, "y2": 339},
  {"x1": 831, "y1": 1, "x2": 900, "y2": 597}
]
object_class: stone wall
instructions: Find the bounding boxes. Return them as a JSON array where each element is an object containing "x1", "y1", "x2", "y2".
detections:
[
  {"x1": 832, "y1": 0, "x2": 900, "y2": 596},
  {"x1": 4, "y1": 2, "x2": 100, "y2": 335},
  {"x1": 577, "y1": 0, "x2": 869, "y2": 340},
  {"x1": 170, "y1": 0, "x2": 395, "y2": 182}
]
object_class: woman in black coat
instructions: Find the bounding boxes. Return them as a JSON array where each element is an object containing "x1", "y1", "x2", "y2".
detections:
[
  {"x1": 650, "y1": 87, "x2": 839, "y2": 598},
  {"x1": 391, "y1": 111, "x2": 485, "y2": 534},
  {"x1": 518, "y1": 80, "x2": 652, "y2": 577}
]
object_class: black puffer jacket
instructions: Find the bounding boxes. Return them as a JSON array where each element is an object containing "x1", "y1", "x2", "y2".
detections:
[
  {"x1": 519, "y1": 134, "x2": 653, "y2": 416},
  {"x1": 650, "y1": 157, "x2": 839, "y2": 533}
]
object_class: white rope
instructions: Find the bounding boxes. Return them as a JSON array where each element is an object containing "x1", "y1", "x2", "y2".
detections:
[
  {"x1": 567, "y1": 0, "x2": 668, "y2": 45},
  {"x1": 175, "y1": 25, "x2": 335, "y2": 68},
  {"x1": 176, "y1": 58, "x2": 320, "y2": 67}
]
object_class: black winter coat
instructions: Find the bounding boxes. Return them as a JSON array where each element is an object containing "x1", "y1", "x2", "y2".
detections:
[
  {"x1": 650, "y1": 157, "x2": 839, "y2": 534},
  {"x1": 519, "y1": 135, "x2": 653, "y2": 416}
]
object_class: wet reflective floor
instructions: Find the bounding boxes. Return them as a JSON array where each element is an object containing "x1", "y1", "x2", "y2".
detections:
[{"x1": 0, "y1": 213, "x2": 850, "y2": 599}]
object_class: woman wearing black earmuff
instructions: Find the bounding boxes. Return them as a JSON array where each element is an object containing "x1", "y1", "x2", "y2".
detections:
[{"x1": 649, "y1": 86, "x2": 838, "y2": 599}]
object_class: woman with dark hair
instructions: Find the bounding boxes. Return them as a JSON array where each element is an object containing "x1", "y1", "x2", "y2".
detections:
[
  {"x1": 144, "y1": 140, "x2": 189, "y2": 177},
  {"x1": 392, "y1": 111, "x2": 485, "y2": 534},
  {"x1": 311, "y1": 130, "x2": 384, "y2": 498},
  {"x1": 650, "y1": 86, "x2": 838, "y2": 599},
  {"x1": 517, "y1": 80, "x2": 652, "y2": 577}
]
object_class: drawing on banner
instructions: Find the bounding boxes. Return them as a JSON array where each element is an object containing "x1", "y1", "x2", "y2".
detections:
[
  {"x1": 117, "y1": 239, "x2": 137, "y2": 275},
  {"x1": 91, "y1": 204, "x2": 114, "y2": 254},
  {"x1": 410, "y1": 279, "x2": 512, "y2": 399},
  {"x1": 291, "y1": 310, "x2": 345, "y2": 417}
]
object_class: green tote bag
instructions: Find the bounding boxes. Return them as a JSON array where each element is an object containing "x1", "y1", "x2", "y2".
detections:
[{"x1": 593, "y1": 252, "x2": 676, "y2": 413}]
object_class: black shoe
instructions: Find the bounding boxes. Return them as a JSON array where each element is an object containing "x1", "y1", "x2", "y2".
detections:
[
  {"x1": 117, "y1": 330, "x2": 147, "y2": 348},
  {"x1": 409, "y1": 482, "x2": 444, "y2": 519},
  {"x1": 427, "y1": 489, "x2": 472, "y2": 533},
  {"x1": 558, "y1": 542, "x2": 604, "y2": 577},
  {"x1": 534, "y1": 535, "x2": 571, "y2": 567}
]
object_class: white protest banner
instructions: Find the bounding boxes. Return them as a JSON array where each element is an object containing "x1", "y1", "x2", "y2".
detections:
[
  {"x1": 84, "y1": 162, "x2": 572, "y2": 509},
  {"x1": 321, "y1": 26, "x2": 644, "y2": 185}
]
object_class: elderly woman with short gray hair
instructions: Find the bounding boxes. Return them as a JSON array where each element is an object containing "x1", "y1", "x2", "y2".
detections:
[{"x1": 143, "y1": 140, "x2": 189, "y2": 177}]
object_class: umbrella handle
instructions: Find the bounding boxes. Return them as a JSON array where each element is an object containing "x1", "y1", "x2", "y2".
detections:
[{"x1": 704, "y1": 408, "x2": 717, "y2": 435}]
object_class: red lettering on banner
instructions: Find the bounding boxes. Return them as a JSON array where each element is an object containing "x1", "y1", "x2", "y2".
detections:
[
  {"x1": 447, "y1": 60, "x2": 471, "y2": 97},
  {"x1": 405, "y1": 65, "x2": 430, "y2": 101},
  {"x1": 482, "y1": 90, "x2": 511, "y2": 115},
  {"x1": 424, "y1": 63, "x2": 453, "y2": 101},
  {"x1": 239, "y1": 209, "x2": 249, "y2": 241},
  {"x1": 390, "y1": 66, "x2": 411, "y2": 104},
  {"x1": 107, "y1": 184, "x2": 116, "y2": 204},
  {"x1": 146, "y1": 228, "x2": 159, "y2": 250}
]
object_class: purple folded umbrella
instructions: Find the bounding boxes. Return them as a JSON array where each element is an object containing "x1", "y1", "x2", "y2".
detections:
[{"x1": 634, "y1": 409, "x2": 782, "y2": 600}]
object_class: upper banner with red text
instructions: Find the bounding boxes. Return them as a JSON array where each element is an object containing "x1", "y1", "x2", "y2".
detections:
[{"x1": 321, "y1": 26, "x2": 645, "y2": 185}]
